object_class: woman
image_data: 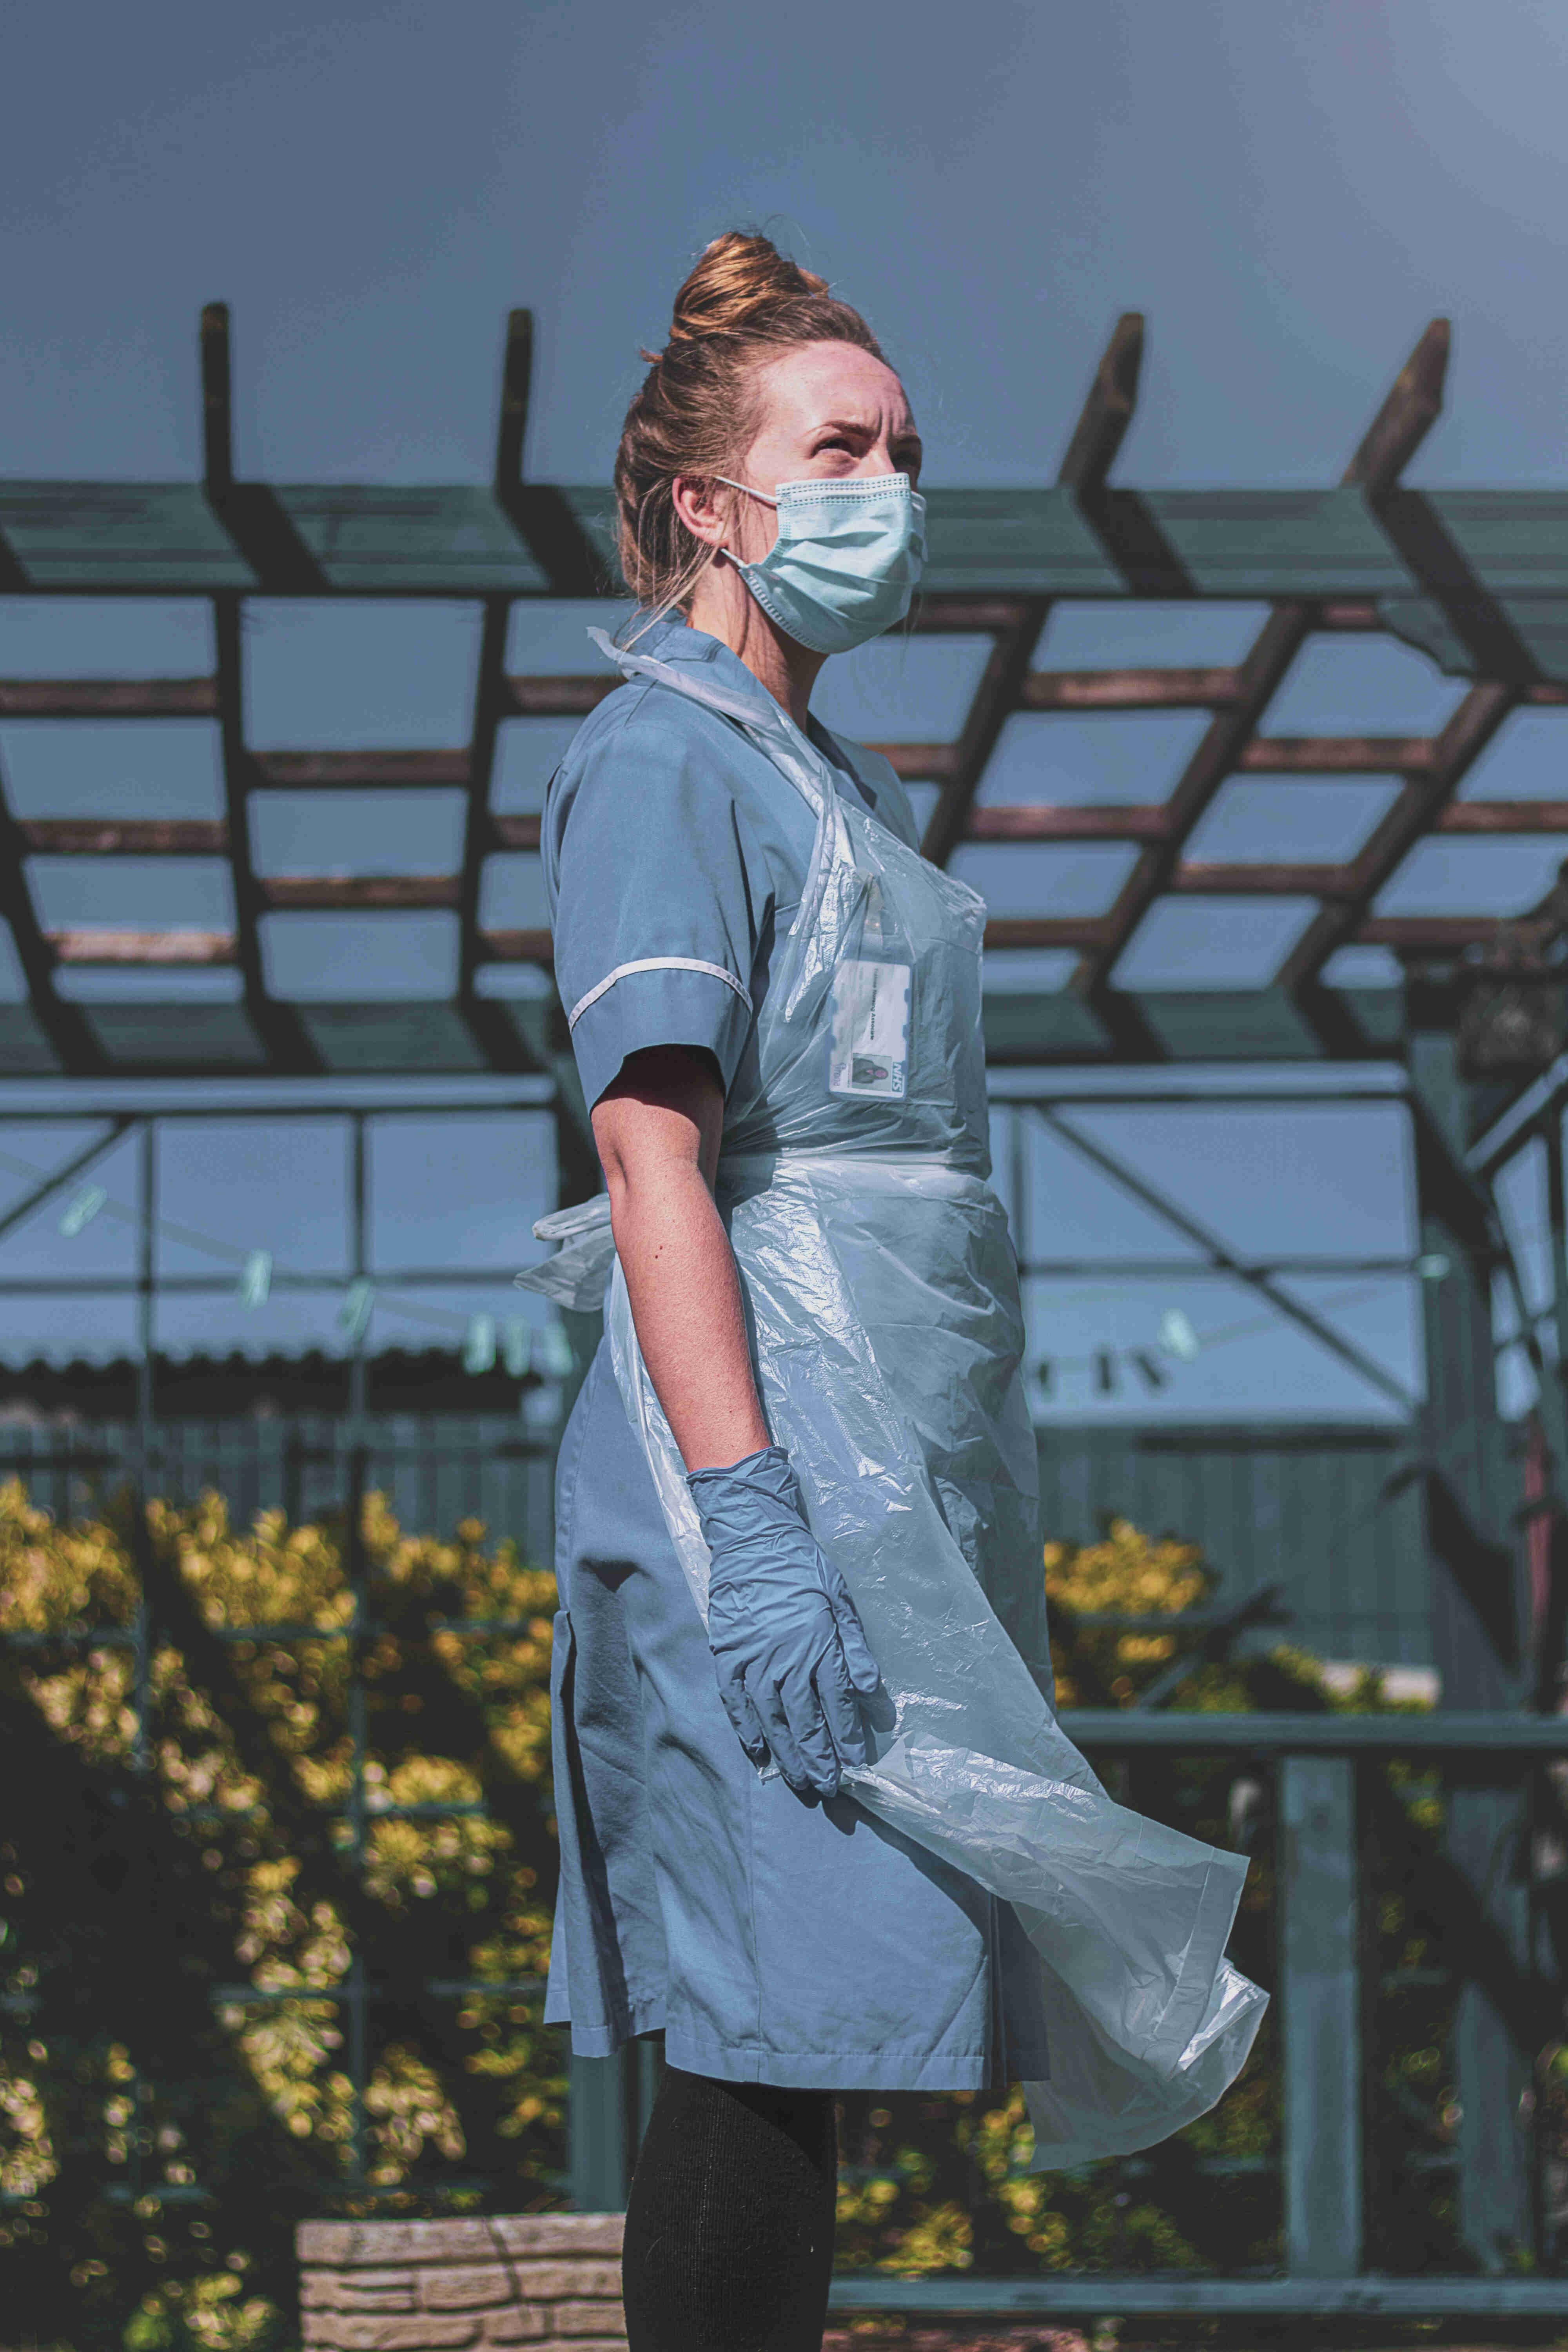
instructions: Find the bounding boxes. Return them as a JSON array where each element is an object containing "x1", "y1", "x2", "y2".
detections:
[{"x1": 527, "y1": 233, "x2": 1264, "y2": 2352}]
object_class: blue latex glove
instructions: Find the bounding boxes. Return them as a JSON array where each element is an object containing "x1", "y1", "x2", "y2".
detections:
[{"x1": 687, "y1": 1445, "x2": 881, "y2": 1798}]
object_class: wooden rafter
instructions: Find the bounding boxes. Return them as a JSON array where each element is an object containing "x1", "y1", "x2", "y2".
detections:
[
  {"x1": 918, "y1": 312, "x2": 1145, "y2": 869},
  {"x1": 1069, "y1": 318, "x2": 1453, "y2": 1004},
  {"x1": 13, "y1": 300, "x2": 1568, "y2": 1076},
  {"x1": 202, "y1": 304, "x2": 319, "y2": 1073},
  {"x1": 1277, "y1": 682, "x2": 1518, "y2": 990}
]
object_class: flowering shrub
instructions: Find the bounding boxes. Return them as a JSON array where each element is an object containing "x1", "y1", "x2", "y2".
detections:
[{"x1": 0, "y1": 1479, "x2": 563, "y2": 2352}]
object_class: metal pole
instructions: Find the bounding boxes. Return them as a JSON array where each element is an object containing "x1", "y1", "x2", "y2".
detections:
[
  {"x1": 129, "y1": 1118, "x2": 156, "y2": 1774},
  {"x1": 345, "y1": 1109, "x2": 370, "y2": 2189},
  {"x1": 1406, "y1": 1027, "x2": 1534, "y2": 2270},
  {"x1": 1279, "y1": 1756, "x2": 1362, "y2": 2276}
]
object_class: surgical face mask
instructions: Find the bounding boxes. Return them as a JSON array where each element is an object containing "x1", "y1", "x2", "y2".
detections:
[{"x1": 713, "y1": 472, "x2": 926, "y2": 657}]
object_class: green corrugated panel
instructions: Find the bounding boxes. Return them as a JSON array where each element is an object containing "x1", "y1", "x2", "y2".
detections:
[
  {"x1": 1335, "y1": 987, "x2": 1403, "y2": 1051},
  {"x1": 0, "y1": 482, "x2": 254, "y2": 590},
  {"x1": 1036, "y1": 1422, "x2": 1428, "y2": 1664},
  {"x1": 11, "y1": 481, "x2": 1568, "y2": 617},
  {"x1": 297, "y1": 1001, "x2": 488, "y2": 1072},
  {"x1": 982, "y1": 991, "x2": 1110, "y2": 1060},
  {"x1": 1136, "y1": 989, "x2": 1326, "y2": 1062},
  {"x1": 1429, "y1": 491, "x2": 1568, "y2": 593},
  {"x1": 0, "y1": 1005, "x2": 62, "y2": 1073},
  {"x1": 559, "y1": 488, "x2": 622, "y2": 581},
  {"x1": 1383, "y1": 590, "x2": 1568, "y2": 682},
  {"x1": 920, "y1": 489, "x2": 1124, "y2": 597},
  {"x1": 274, "y1": 487, "x2": 550, "y2": 594},
  {"x1": 1141, "y1": 489, "x2": 1418, "y2": 599},
  {"x1": 82, "y1": 1002, "x2": 267, "y2": 1067}
]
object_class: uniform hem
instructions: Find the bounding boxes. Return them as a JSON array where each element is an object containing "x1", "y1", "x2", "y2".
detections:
[
  {"x1": 553, "y1": 2002, "x2": 1050, "y2": 2089},
  {"x1": 664, "y1": 2025, "x2": 1051, "y2": 2091}
]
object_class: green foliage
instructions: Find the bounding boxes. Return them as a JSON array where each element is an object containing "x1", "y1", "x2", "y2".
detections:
[
  {"x1": 0, "y1": 1478, "x2": 565, "y2": 2352},
  {"x1": 0, "y1": 1485, "x2": 1477, "y2": 2326}
]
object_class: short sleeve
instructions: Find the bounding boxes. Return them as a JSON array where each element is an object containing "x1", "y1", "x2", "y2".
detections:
[{"x1": 546, "y1": 697, "x2": 766, "y2": 1111}]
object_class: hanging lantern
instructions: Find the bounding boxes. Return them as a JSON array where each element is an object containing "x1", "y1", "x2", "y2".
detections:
[{"x1": 1458, "y1": 912, "x2": 1566, "y2": 1082}]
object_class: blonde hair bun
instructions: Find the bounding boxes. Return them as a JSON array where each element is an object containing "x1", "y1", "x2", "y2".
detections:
[
  {"x1": 666, "y1": 231, "x2": 830, "y2": 348},
  {"x1": 614, "y1": 229, "x2": 887, "y2": 617}
]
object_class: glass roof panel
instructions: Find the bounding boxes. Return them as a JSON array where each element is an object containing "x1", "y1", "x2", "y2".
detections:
[
  {"x1": 505, "y1": 602, "x2": 634, "y2": 671},
  {"x1": 1374, "y1": 836, "x2": 1568, "y2": 916},
  {"x1": 976, "y1": 710, "x2": 1212, "y2": 806},
  {"x1": 1183, "y1": 778, "x2": 1401, "y2": 864},
  {"x1": 1113, "y1": 897, "x2": 1319, "y2": 988},
  {"x1": 0, "y1": 719, "x2": 224, "y2": 817},
  {"x1": 1320, "y1": 946, "x2": 1401, "y2": 988},
  {"x1": 1035, "y1": 600, "x2": 1272, "y2": 667},
  {"x1": 949, "y1": 840, "x2": 1142, "y2": 916},
  {"x1": 813, "y1": 636, "x2": 993, "y2": 740},
  {"x1": 260, "y1": 910, "x2": 460, "y2": 999},
  {"x1": 492, "y1": 719, "x2": 580, "y2": 812},
  {"x1": 243, "y1": 601, "x2": 482, "y2": 747},
  {"x1": 249, "y1": 789, "x2": 465, "y2": 876},
  {"x1": 1264, "y1": 635, "x2": 1464, "y2": 734},
  {"x1": 27, "y1": 856, "x2": 234, "y2": 929},
  {"x1": 0, "y1": 598, "x2": 212, "y2": 675},
  {"x1": 1456, "y1": 708, "x2": 1568, "y2": 798},
  {"x1": 478, "y1": 855, "x2": 549, "y2": 931}
]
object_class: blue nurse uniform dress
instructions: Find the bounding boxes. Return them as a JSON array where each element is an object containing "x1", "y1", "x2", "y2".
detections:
[{"x1": 541, "y1": 617, "x2": 1053, "y2": 2091}]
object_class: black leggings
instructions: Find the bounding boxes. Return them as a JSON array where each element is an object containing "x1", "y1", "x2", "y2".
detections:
[{"x1": 621, "y1": 2064, "x2": 838, "y2": 2352}]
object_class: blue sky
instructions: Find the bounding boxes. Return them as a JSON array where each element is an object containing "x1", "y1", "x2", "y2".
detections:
[{"x1": 2, "y1": 0, "x2": 1567, "y2": 1420}]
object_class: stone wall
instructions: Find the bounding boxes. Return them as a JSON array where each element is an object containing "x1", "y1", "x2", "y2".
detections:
[{"x1": 296, "y1": 2215, "x2": 626, "y2": 2352}]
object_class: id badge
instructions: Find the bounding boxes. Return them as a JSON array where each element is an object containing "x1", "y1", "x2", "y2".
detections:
[{"x1": 828, "y1": 958, "x2": 911, "y2": 1099}]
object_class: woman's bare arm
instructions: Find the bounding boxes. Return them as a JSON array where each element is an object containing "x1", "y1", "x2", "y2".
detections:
[{"x1": 590, "y1": 1045, "x2": 770, "y2": 1473}]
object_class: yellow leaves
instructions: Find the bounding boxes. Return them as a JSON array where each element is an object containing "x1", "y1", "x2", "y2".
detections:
[
  {"x1": 1045, "y1": 1518, "x2": 1213, "y2": 1711},
  {"x1": 0, "y1": 2064, "x2": 57, "y2": 2198},
  {"x1": 1045, "y1": 1516, "x2": 1209, "y2": 1621},
  {"x1": 363, "y1": 2046, "x2": 465, "y2": 2181},
  {"x1": 5, "y1": 1482, "x2": 564, "y2": 2215},
  {"x1": 132, "y1": 2270, "x2": 280, "y2": 2352},
  {"x1": 0, "y1": 1476, "x2": 139, "y2": 1633}
]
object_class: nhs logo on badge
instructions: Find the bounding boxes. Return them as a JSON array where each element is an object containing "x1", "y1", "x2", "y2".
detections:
[{"x1": 828, "y1": 959, "x2": 911, "y2": 1099}]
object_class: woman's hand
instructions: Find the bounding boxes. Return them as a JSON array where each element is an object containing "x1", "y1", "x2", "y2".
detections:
[
  {"x1": 592, "y1": 1047, "x2": 880, "y2": 1791},
  {"x1": 690, "y1": 1445, "x2": 880, "y2": 1798}
]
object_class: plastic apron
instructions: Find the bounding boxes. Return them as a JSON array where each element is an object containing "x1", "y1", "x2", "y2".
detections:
[{"x1": 524, "y1": 633, "x2": 1268, "y2": 2168}]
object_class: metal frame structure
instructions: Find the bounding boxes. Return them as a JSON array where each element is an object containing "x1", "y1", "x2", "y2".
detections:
[
  {"x1": 5, "y1": 308, "x2": 1568, "y2": 1080},
  {"x1": 8, "y1": 308, "x2": 1568, "y2": 2320}
]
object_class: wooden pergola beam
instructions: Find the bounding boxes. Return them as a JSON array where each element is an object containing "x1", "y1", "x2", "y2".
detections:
[
  {"x1": 1019, "y1": 666, "x2": 1239, "y2": 713},
  {"x1": 1277, "y1": 682, "x2": 1518, "y2": 990},
  {"x1": 201, "y1": 303, "x2": 320, "y2": 1071},
  {"x1": 48, "y1": 929, "x2": 236, "y2": 965},
  {"x1": 967, "y1": 804, "x2": 1167, "y2": 843},
  {"x1": 20, "y1": 820, "x2": 228, "y2": 855},
  {"x1": 1240, "y1": 735, "x2": 1433, "y2": 775},
  {"x1": 504, "y1": 675, "x2": 620, "y2": 718},
  {"x1": 0, "y1": 679, "x2": 218, "y2": 719},
  {"x1": 259, "y1": 877, "x2": 461, "y2": 912},
  {"x1": 252, "y1": 750, "x2": 472, "y2": 789},
  {"x1": 1071, "y1": 320, "x2": 1453, "y2": 1003},
  {"x1": 918, "y1": 314, "x2": 1145, "y2": 870}
]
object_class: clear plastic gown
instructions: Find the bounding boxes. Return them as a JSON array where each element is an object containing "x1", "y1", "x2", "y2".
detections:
[{"x1": 524, "y1": 633, "x2": 1267, "y2": 2168}]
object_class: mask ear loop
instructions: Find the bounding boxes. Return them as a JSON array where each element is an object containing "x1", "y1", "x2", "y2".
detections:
[{"x1": 713, "y1": 475, "x2": 779, "y2": 510}]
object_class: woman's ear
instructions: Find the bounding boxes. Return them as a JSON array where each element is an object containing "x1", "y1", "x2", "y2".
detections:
[{"x1": 672, "y1": 474, "x2": 730, "y2": 551}]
